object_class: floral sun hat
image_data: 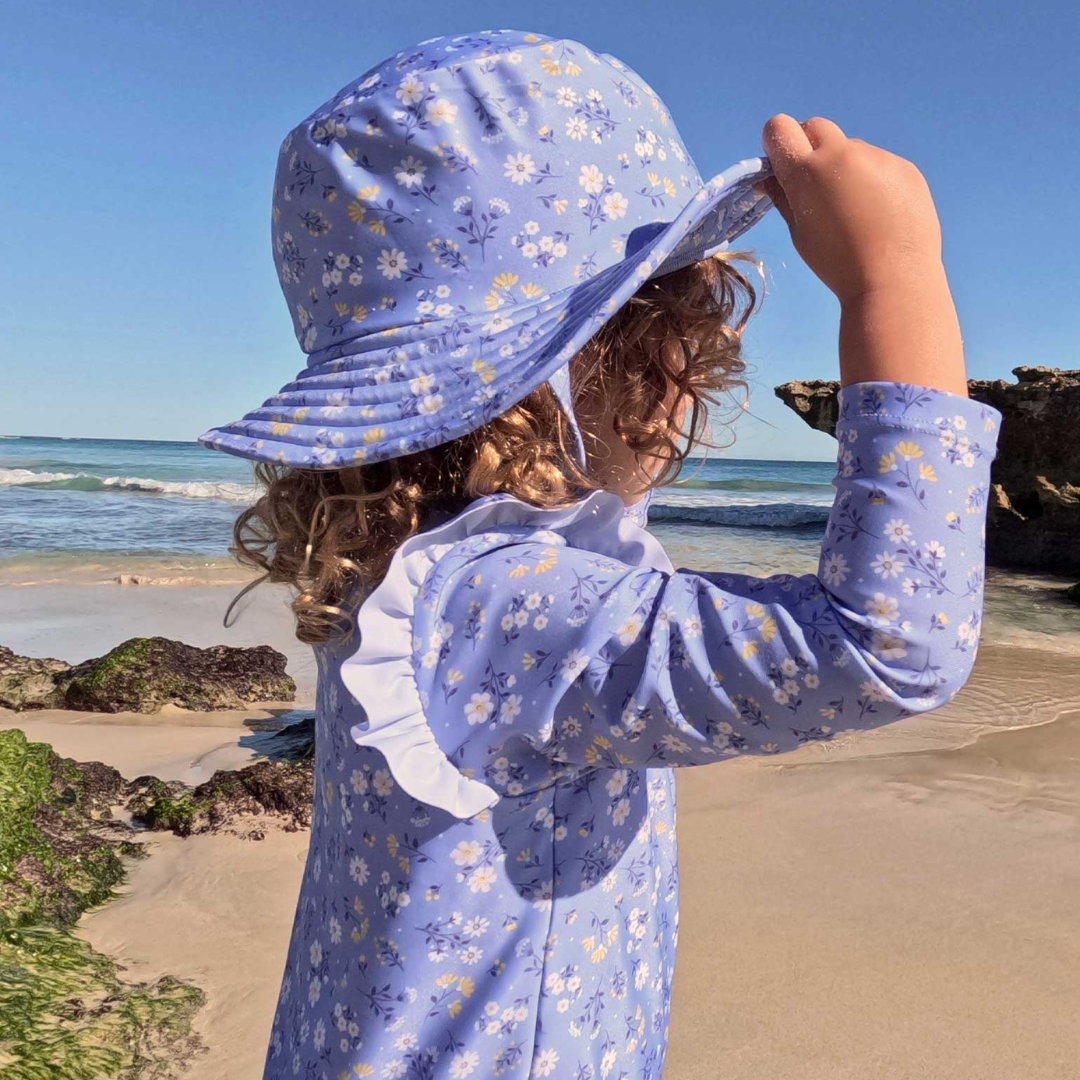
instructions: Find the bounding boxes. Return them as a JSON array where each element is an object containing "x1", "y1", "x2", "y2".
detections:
[{"x1": 198, "y1": 28, "x2": 773, "y2": 469}]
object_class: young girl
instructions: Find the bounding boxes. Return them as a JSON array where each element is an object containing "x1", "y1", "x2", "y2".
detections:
[{"x1": 199, "y1": 30, "x2": 1000, "y2": 1080}]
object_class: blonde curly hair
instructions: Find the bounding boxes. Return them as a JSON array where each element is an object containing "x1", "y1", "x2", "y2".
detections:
[{"x1": 228, "y1": 252, "x2": 762, "y2": 643}]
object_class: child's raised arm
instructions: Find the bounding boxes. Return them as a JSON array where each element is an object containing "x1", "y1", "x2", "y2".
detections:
[
  {"x1": 381, "y1": 380, "x2": 998, "y2": 792},
  {"x1": 340, "y1": 117, "x2": 1002, "y2": 816}
]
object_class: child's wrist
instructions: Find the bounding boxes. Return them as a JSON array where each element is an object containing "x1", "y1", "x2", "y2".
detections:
[
  {"x1": 837, "y1": 257, "x2": 949, "y2": 312},
  {"x1": 837, "y1": 263, "x2": 968, "y2": 396}
]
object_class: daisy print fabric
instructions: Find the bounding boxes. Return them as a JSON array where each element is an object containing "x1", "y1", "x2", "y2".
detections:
[
  {"x1": 198, "y1": 28, "x2": 771, "y2": 469},
  {"x1": 264, "y1": 380, "x2": 1001, "y2": 1080}
]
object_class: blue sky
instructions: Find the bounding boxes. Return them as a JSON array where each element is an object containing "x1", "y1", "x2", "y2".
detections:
[{"x1": 3, "y1": 0, "x2": 1076, "y2": 460}]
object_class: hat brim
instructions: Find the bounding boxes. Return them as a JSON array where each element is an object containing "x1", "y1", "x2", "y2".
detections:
[{"x1": 198, "y1": 156, "x2": 773, "y2": 470}]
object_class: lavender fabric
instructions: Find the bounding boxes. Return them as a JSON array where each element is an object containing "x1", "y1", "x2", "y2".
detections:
[
  {"x1": 197, "y1": 29, "x2": 773, "y2": 469},
  {"x1": 263, "y1": 381, "x2": 1002, "y2": 1079}
]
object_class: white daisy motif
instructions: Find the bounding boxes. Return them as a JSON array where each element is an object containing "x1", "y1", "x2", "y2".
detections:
[
  {"x1": 578, "y1": 164, "x2": 604, "y2": 194},
  {"x1": 560, "y1": 649, "x2": 590, "y2": 681},
  {"x1": 866, "y1": 592, "x2": 900, "y2": 625},
  {"x1": 425, "y1": 98, "x2": 458, "y2": 124},
  {"x1": 871, "y1": 551, "x2": 902, "y2": 578},
  {"x1": 504, "y1": 152, "x2": 537, "y2": 185},
  {"x1": 396, "y1": 72, "x2": 424, "y2": 104},
  {"x1": 884, "y1": 519, "x2": 913, "y2": 544},
  {"x1": 464, "y1": 692, "x2": 495, "y2": 726},
  {"x1": 377, "y1": 248, "x2": 408, "y2": 279},
  {"x1": 821, "y1": 552, "x2": 850, "y2": 586}
]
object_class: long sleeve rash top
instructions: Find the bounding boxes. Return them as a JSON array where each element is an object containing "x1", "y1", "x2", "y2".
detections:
[{"x1": 263, "y1": 381, "x2": 1001, "y2": 1080}]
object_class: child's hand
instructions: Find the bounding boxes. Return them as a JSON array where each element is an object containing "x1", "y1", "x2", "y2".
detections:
[
  {"x1": 757, "y1": 114, "x2": 943, "y2": 306},
  {"x1": 756, "y1": 113, "x2": 968, "y2": 395}
]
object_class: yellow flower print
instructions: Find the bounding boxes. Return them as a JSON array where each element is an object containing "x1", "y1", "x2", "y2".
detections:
[
  {"x1": 663, "y1": 178, "x2": 677, "y2": 197},
  {"x1": 896, "y1": 440, "x2": 924, "y2": 460},
  {"x1": 347, "y1": 201, "x2": 365, "y2": 225},
  {"x1": 271, "y1": 422, "x2": 293, "y2": 436},
  {"x1": 879, "y1": 451, "x2": 898, "y2": 472},
  {"x1": 363, "y1": 427, "x2": 384, "y2": 445},
  {"x1": 540, "y1": 56, "x2": 562, "y2": 76},
  {"x1": 334, "y1": 302, "x2": 349, "y2": 316},
  {"x1": 352, "y1": 1065, "x2": 375, "y2": 1078},
  {"x1": 493, "y1": 271, "x2": 519, "y2": 289},
  {"x1": 448, "y1": 1000, "x2": 463, "y2": 1019},
  {"x1": 292, "y1": 407, "x2": 309, "y2": 421},
  {"x1": 368, "y1": 219, "x2": 386, "y2": 236},
  {"x1": 918, "y1": 462, "x2": 937, "y2": 482},
  {"x1": 520, "y1": 281, "x2": 544, "y2": 298},
  {"x1": 744, "y1": 603, "x2": 765, "y2": 619},
  {"x1": 533, "y1": 548, "x2": 558, "y2": 573},
  {"x1": 351, "y1": 304, "x2": 368, "y2": 323},
  {"x1": 458, "y1": 976, "x2": 475, "y2": 997},
  {"x1": 741, "y1": 640, "x2": 758, "y2": 660},
  {"x1": 351, "y1": 448, "x2": 367, "y2": 462}
]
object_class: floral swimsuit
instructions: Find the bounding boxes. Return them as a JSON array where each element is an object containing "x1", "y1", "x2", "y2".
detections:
[{"x1": 264, "y1": 381, "x2": 1000, "y2": 1080}]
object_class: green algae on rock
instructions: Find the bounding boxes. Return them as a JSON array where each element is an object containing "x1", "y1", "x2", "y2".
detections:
[
  {"x1": 0, "y1": 729, "x2": 205, "y2": 1078},
  {"x1": 129, "y1": 759, "x2": 314, "y2": 838},
  {"x1": 0, "y1": 636, "x2": 296, "y2": 713}
]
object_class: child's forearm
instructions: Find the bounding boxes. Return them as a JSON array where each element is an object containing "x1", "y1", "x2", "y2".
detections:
[{"x1": 839, "y1": 261, "x2": 969, "y2": 396}]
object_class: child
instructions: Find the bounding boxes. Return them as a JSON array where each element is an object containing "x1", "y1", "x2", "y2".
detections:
[{"x1": 199, "y1": 30, "x2": 1001, "y2": 1080}]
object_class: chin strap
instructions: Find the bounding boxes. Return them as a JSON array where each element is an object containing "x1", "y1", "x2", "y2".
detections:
[{"x1": 547, "y1": 362, "x2": 587, "y2": 469}]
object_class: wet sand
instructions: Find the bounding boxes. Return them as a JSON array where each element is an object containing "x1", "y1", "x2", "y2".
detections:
[
  {"x1": 667, "y1": 650, "x2": 1080, "y2": 1080},
  {"x1": 4, "y1": 642, "x2": 1079, "y2": 1079}
]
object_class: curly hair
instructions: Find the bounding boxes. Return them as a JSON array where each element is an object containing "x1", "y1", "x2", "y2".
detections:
[{"x1": 227, "y1": 252, "x2": 762, "y2": 643}]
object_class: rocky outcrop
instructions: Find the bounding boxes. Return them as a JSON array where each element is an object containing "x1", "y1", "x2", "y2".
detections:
[
  {"x1": 0, "y1": 637, "x2": 296, "y2": 713},
  {"x1": 775, "y1": 367, "x2": 1080, "y2": 574},
  {"x1": 0, "y1": 728, "x2": 207, "y2": 1076},
  {"x1": 0, "y1": 646, "x2": 71, "y2": 711},
  {"x1": 127, "y1": 758, "x2": 314, "y2": 839}
]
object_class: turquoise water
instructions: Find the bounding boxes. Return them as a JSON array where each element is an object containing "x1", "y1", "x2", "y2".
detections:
[
  {"x1": 1, "y1": 435, "x2": 1076, "y2": 650},
  {"x1": 0, "y1": 435, "x2": 835, "y2": 562}
]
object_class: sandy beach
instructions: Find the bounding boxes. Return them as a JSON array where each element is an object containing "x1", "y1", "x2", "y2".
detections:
[{"x1": 1, "y1": 633, "x2": 1076, "y2": 1079}]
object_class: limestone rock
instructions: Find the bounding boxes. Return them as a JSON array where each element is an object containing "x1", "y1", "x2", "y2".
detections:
[
  {"x1": 774, "y1": 367, "x2": 1080, "y2": 573},
  {"x1": 0, "y1": 637, "x2": 296, "y2": 713}
]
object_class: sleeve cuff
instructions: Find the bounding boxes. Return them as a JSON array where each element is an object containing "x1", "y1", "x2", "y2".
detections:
[{"x1": 836, "y1": 381, "x2": 1002, "y2": 461}]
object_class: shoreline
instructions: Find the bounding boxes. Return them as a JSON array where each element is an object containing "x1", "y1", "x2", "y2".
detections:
[{"x1": 4, "y1": 640, "x2": 1079, "y2": 1079}]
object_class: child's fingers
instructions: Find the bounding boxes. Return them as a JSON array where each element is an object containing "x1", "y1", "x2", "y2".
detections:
[
  {"x1": 753, "y1": 176, "x2": 794, "y2": 230},
  {"x1": 800, "y1": 115, "x2": 847, "y2": 150},
  {"x1": 762, "y1": 114, "x2": 813, "y2": 165},
  {"x1": 761, "y1": 114, "x2": 814, "y2": 194}
]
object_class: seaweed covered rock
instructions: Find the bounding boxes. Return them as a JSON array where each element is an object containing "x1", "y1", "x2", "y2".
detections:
[
  {"x1": 774, "y1": 367, "x2": 1080, "y2": 574},
  {"x1": 0, "y1": 728, "x2": 137, "y2": 928},
  {"x1": 128, "y1": 759, "x2": 314, "y2": 838},
  {"x1": 0, "y1": 645, "x2": 69, "y2": 711},
  {"x1": 0, "y1": 728, "x2": 206, "y2": 1076},
  {"x1": 0, "y1": 636, "x2": 296, "y2": 713}
]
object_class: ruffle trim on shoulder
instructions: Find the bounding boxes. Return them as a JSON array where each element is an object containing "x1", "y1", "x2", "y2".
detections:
[{"x1": 339, "y1": 489, "x2": 673, "y2": 819}]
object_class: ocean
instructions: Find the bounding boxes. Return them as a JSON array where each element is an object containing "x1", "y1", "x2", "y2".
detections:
[{"x1": 1, "y1": 435, "x2": 1076, "y2": 650}]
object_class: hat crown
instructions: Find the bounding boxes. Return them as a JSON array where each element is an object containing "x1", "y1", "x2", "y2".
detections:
[{"x1": 272, "y1": 29, "x2": 704, "y2": 363}]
